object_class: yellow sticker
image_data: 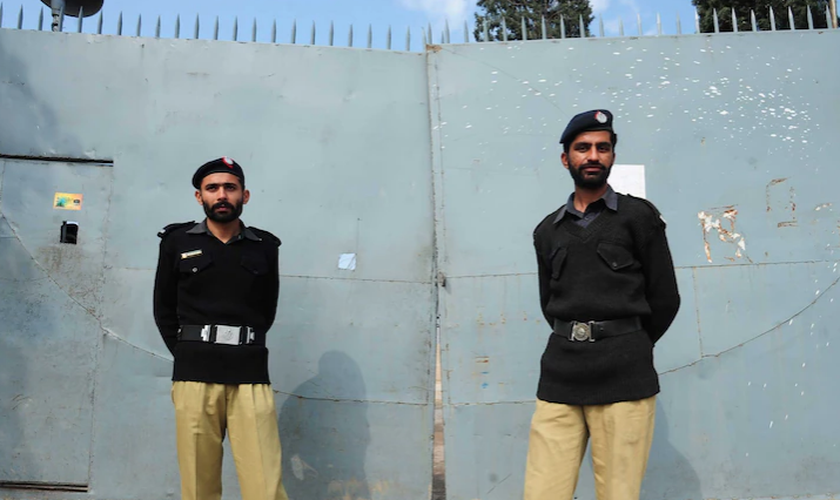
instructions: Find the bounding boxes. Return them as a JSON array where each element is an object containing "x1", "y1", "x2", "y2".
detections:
[{"x1": 54, "y1": 192, "x2": 83, "y2": 211}]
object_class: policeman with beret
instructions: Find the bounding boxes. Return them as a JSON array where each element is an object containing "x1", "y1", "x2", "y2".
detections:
[
  {"x1": 153, "y1": 157, "x2": 288, "y2": 500},
  {"x1": 524, "y1": 110, "x2": 680, "y2": 500}
]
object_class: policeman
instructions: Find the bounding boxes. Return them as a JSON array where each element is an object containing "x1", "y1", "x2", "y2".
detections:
[
  {"x1": 524, "y1": 110, "x2": 680, "y2": 500},
  {"x1": 153, "y1": 157, "x2": 288, "y2": 500}
]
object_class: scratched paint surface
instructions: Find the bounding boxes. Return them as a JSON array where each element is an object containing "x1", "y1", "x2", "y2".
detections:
[
  {"x1": 0, "y1": 31, "x2": 435, "y2": 499},
  {"x1": 428, "y1": 32, "x2": 840, "y2": 499}
]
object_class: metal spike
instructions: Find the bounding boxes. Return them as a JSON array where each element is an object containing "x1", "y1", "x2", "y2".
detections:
[
  {"x1": 637, "y1": 13, "x2": 642, "y2": 35},
  {"x1": 427, "y1": 22, "x2": 431, "y2": 43},
  {"x1": 579, "y1": 14, "x2": 585, "y2": 37},
  {"x1": 175, "y1": 15, "x2": 180, "y2": 39},
  {"x1": 541, "y1": 15, "x2": 547, "y2": 39},
  {"x1": 116, "y1": 11, "x2": 122, "y2": 36},
  {"x1": 213, "y1": 16, "x2": 219, "y2": 40},
  {"x1": 39, "y1": 7, "x2": 44, "y2": 31},
  {"x1": 155, "y1": 15, "x2": 160, "y2": 37},
  {"x1": 252, "y1": 18, "x2": 256, "y2": 42},
  {"x1": 348, "y1": 24, "x2": 352, "y2": 47},
  {"x1": 311, "y1": 21, "x2": 316, "y2": 45},
  {"x1": 17, "y1": 5, "x2": 22, "y2": 30},
  {"x1": 329, "y1": 21, "x2": 334, "y2": 46},
  {"x1": 0, "y1": 4, "x2": 4, "y2": 28},
  {"x1": 194, "y1": 14, "x2": 199, "y2": 39},
  {"x1": 445, "y1": 18, "x2": 450, "y2": 43},
  {"x1": 599, "y1": 16, "x2": 604, "y2": 37},
  {"x1": 291, "y1": 19, "x2": 296, "y2": 44},
  {"x1": 387, "y1": 25, "x2": 392, "y2": 49},
  {"x1": 232, "y1": 17, "x2": 238, "y2": 41},
  {"x1": 751, "y1": 10, "x2": 758, "y2": 31},
  {"x1": 676, "y1": 12, "x2": 681, "y2": 34},
  {"x1": 405, "y1": 26, "x2": 410, "y2": 51},
  {"x1": 482, "y1": 18, "x2": 488, "y2": 41},
  {"x1": 135, "y1": 14, "x2": 140, "y2": 37},
  {"x1": 826, "y1": 5, "x2": 833, "y2": 29},
  {"x1": 522, "y1": 16, "x2": 527, "y2": 40},
  {"x1": 807, "y1": 6, "x2": 814, "y2": 29},
  {"x1": 367, "y1": 24, "x2": 372, "y2": 48},
  {"x1": 656, "y1": 12, "x2": 661, "y2": 35},
  {"x1": 694, "y1": 8, "x2": 700, "y2": 33},
  {"x1": 501, "y1": 17, "x2": 507, "y2": 41},
  {"x1": 464, "y1": 20, "x2": 468, "y2": 42},
  {"x1": 770, "y1": 7, "x2": 776, "y2": 31},
  {"x1": 77, "y1": 6, "x2": 83, "y2": 32},
  {"x1": 271, "y1": 19, "x2": 276, "y2": 43},
  {"x1": 788, "y1": 7, "x2": 795, "y2": 30},
  {"x1": 619, "y1": 17, "x2": 624, "y2": 36},
  {"x1": 560, "y1": 15, "x2": 566, "y2": 38},
  {"x1": 713, "y1": 8, "x2": 719, "y2": 33},
  {"x1": 731, "y1": 8, "x2": 737, "y2": 32},
  {"x1": 58, "y1": 5, "x2": 64, "y2": 32},
  {"x1": 97, "y1": 9, "x2": 102, "y2": 34}
]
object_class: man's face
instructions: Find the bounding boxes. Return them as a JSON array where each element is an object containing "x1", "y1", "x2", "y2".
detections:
[
  {"x1": 194, "y1": 172, "x2": 250, "y2": 223},
  {"x1": 562, "y1": 130, "x2": 615, "y2": 189}
]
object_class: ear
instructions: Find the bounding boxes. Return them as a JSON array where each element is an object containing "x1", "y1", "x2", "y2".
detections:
[
  {"x1": 194, "y1": 190, "x2": 202, "y2": 205},
  {"x1": 561, "y1": 152, "x2": 570, "y2": 170},
  {"x1": 242, "y1": 189, "x2": 251, "y2": 205}
]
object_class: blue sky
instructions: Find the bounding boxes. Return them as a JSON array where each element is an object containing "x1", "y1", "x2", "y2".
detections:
[{"x1": 5, "y1": 0, "x2": 700, "y2": 49}]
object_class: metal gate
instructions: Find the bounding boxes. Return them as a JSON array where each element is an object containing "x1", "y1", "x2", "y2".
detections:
[{"x1": 429, "y1": 31, "x2": 840, "y2": 500}]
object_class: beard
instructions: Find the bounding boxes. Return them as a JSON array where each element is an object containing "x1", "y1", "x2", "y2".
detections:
[
  {"x1": 568, "y1": 160, "x2": 612, "y2": 189},
  {"x1": 203, "y1": 200, "x2": 243, "y2": 223}
]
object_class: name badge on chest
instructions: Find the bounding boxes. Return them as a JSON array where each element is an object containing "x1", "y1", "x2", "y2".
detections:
[{"x1": 180, "y1": 249, "x2": 203, "y2": 260}]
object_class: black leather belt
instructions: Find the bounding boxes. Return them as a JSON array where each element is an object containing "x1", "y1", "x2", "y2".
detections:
[
  {"x1": 178, "y1": 324, "x2": 256, "y2": 346},
  {"x1": 554, "y1": 317, "x2": 643, "y2": 342}
]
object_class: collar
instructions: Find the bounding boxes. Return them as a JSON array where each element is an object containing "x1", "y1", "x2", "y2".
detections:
[
  {"x1": 186, "y1": 219, "x2": 261, "y2": 242},
  {"x1": 554, "y1": 185, "x2": 618, "y2": 224}
]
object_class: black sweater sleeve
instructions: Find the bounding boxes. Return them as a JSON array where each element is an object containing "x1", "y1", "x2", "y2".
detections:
[
  {"x1": 153, "y1": 239, "x2": 179, "y2": 355},
  {"x1": 638, "y1": 223, "x2": 680, "y2": 344}
]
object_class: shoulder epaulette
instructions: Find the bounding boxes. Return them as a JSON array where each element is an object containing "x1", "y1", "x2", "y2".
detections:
[
  {"x1": 157, "y1": 221, "x2": 195, "y2": 239},
  {"x1": 624, "y1": 194, "x2": 667, "y2": 226},
  {"x1": 249, "y1": 226, "x2": 282, "y2": 247}
]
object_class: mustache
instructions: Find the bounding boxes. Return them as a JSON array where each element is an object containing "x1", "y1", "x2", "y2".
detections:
[
  {"x1": 579, "y1": 162, "x2": 607, "y2": 170},
  {"x1": 212, "y1": 201, "x2": 234, "y2": 210}
]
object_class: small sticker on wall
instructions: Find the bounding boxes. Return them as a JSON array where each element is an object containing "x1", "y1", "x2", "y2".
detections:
[
  {"x1": 609, "y1": 164, "x2": 646, "y2": 198},
  {"x1": 53, "y1": 192, "x2": 83, "y2": 211},
  {"x1": 338, "y1": 253, "x2": 357, "y2": 271}
]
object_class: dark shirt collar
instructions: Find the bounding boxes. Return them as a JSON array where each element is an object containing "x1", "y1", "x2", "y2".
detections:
[
  {"x1": 186, "y1": 219, "x2": 261, "y2": 242},
  {"x1": 554, "y1": 185, "x2": 618, "y2": 224}
]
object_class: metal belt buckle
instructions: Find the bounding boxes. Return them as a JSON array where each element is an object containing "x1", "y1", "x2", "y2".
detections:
[
  {"x1": 215, "y1": 325, "x2": 241, "y2": 346},
  {"x1": 570, "y1": 321, "x2": 595, "y2": 342}
]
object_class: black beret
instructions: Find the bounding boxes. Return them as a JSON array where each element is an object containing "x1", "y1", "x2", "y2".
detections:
[
  {"x1": 559, "y1": 109, "x2": 616, "y2": 145},
  {"x1": 192, "y1": 157, "x2": 245, "y2": 189}
]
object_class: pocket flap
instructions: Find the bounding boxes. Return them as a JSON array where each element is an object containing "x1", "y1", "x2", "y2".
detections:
[
  {"x1": 549, "y1": 246, "x2": 567, "y2": 279},
  {"x1": 597, "y1": 243, "x2": 634, "y2": 271},
  {"x1": 179, "y1": 254, "x2": 213, "y2": 274},
  {"x1": 241, "y1": 253, "x2": 269, "y2": 275}
]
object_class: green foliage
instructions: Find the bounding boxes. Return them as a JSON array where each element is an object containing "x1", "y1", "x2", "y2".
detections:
[{"x1": 474, "y1": 0, "x2": 595, "y2": 41}]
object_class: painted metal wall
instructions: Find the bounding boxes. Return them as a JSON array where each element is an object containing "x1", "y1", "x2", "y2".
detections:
[
  {"x1": 428, "y1": 31, "x2": 840, "y2": 500},
  {"x1": 1, "y1": 22, "x2": 839, "y2": 500},
  {"x1": 0, "y1": 30, "x2": 436, "y2": 499}
]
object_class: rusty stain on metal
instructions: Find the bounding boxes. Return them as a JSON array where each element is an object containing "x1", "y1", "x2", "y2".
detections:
[
  {"x1": 475, "y1": 356, "x2": 490, "y2": 364},
  {"x1": 698, "y1": 206, "x2": 748, "y2": 263}
]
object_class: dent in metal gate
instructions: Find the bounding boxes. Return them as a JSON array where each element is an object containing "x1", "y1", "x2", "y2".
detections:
[
  {"x1": 0, "y1": 30, "x2": 436, "y2": 499},
  {"x1": 429, "y1": 32, "x2": 840, "y2": 500}
]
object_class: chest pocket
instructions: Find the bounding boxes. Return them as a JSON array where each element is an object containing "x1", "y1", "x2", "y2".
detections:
[
  {"x1": 178, "y1": 253, "x2": 213, "y2": 275},
  {"x1": 548, "y1": 245, "x2": 567, "y2": 280},
  {"x1": 597, "y1": 242, "x2": 635, "y2": 271},
  {"x1": 241, "y1": 252, "x2": 269, "y2": 276}
]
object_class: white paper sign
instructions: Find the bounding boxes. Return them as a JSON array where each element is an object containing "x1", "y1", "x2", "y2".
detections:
[
  {"x1": 609, "y1": 164, "x2": 646, "y2": 198},
  {"x1": 338, "y1": 253, "x2": 357, "y2": 271}
]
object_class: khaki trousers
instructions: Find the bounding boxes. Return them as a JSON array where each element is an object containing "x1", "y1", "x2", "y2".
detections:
[
  {"x1": 171, "y1": 381, "x2": 289, "y2": 500},
  {"x1": 523, "y1": 396, "x2": 656, "y2": 500}
]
